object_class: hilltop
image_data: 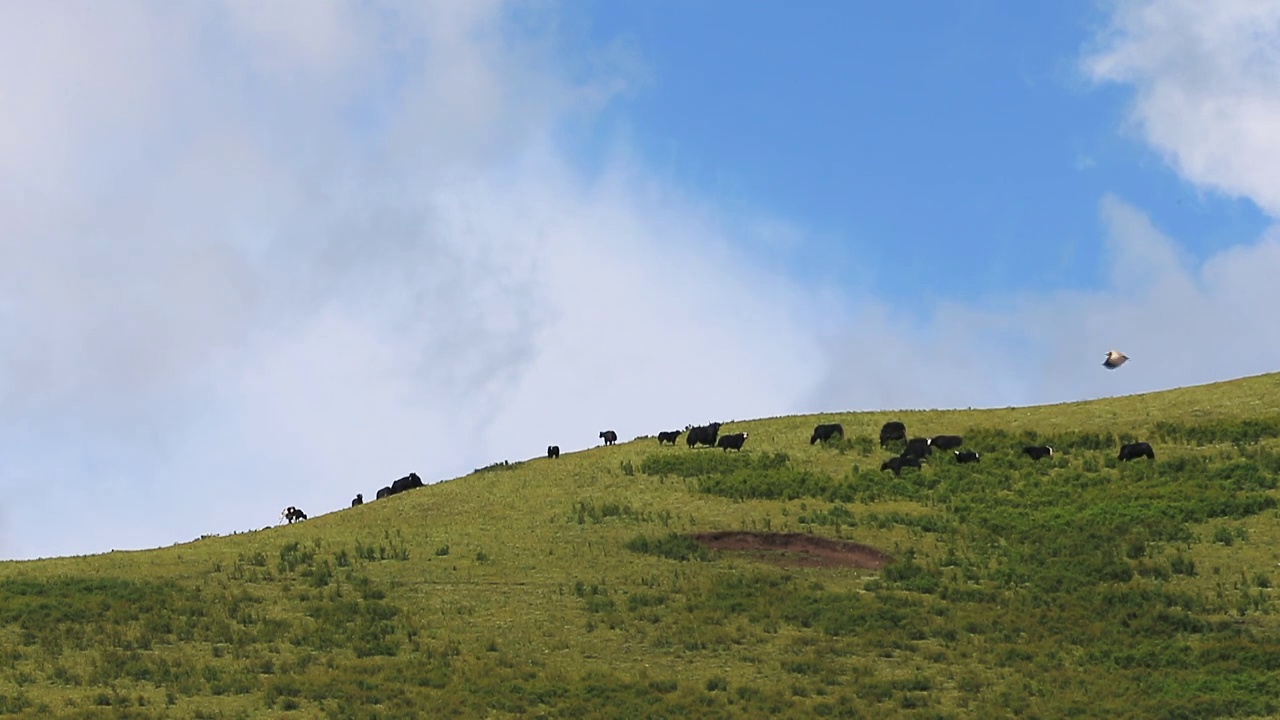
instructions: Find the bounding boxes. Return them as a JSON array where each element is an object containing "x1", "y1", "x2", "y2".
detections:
[{"x1": 2, "y1": 372, "x2": 1280, "y2": 719}]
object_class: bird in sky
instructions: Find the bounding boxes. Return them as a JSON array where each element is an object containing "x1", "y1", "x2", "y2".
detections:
[{"x1": 1102, "y1": 350, "x2": 1129, "y2": 370}]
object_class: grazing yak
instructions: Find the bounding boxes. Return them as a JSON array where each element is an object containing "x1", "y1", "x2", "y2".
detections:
[
  {"x1": 377, "y1": 472, "x2": 423, "y2": 501},
  {"x1": 1023, "y1": 445, "x2": 1054, "y2": 461},
  {"x1": 931, "y1": 435, "x2": 963, "y2": 451},
  {"x1": 880, "y1": 421, "x2": 907, "y2": 447},
  {"x1": 1103, "y1": 350, "x2": 1129, "y2": 370},
  {"x1": 902, "y1": 437, "x2": 933, "y2": 459},
  {"x1": 351, "y1": 494, "x2": 363, "y2": 507},
  {"x1": 657, "y1": 430, "x2": 682, "y2": 445},
  {"x1": 881, "y1": 456, "x2": 922, "y2": 476},
  {"x1": 717, "y1": 432, "x2": 748, "y2": 451},
  {"x1": 810, "y1": 423, "x2": 845, "y2": 445},
  {"x1": 599, "y1": 430, "x2": 618, "y2": 446},
  {"x1": 954, "y1": 450, "x2": 980, "y2": 464},
  {"x1": 1118, "y1": 441, "x2": 1155, "y2": 461},
  {"x1": 282, "y1": 506, "x2": 307, "y2": 524},
  {"x1": 547, "y1": 445, "x2": 561, "y2": 460},
  {"x1": 686, "y1": 422, "x2": 723, "y2": 448}
]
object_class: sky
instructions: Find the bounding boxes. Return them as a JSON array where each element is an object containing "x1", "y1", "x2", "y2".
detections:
[{"x1": 2, "y1": 0, "x2": 1279, "y2": 560}]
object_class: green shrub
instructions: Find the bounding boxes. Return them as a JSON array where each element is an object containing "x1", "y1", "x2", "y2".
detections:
[
  {"x1": 640, "y1": 451, "x2": 789, "y2": 478},
  {"x1": 624, "y1": 534, "x2": 712, "y2": 562}
]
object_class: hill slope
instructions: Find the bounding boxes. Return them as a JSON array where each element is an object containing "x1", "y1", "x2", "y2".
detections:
[{"x1": 3, "y1": 372, "x2": 1280, "y2": 719}]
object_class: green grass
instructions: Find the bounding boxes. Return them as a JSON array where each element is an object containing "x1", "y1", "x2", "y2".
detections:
[{"x1": 3, "y1": 372, "x2": 1280, "y2": 718}]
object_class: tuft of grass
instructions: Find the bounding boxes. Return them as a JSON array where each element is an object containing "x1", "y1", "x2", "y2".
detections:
[{"x1": 624, "y1": 533, "x2": 712, "y2": 562}]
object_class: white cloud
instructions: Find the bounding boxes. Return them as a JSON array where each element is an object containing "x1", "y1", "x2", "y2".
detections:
[
  {"x1": 812, "y1": 194, "x2": 1280, "y2": 413},
  {"x1": 0, "y1": 1, "x2": 822, "y2": 560},
  {"x1": 815, "y1": 0, "x2": 1280, "y2": 413},
  {"x1": 3, "y1": 1, "x2": 1280, "y2": 561},
  {"x1": 1082, "y1": 0, "x2": 1280, "y2": 216}
]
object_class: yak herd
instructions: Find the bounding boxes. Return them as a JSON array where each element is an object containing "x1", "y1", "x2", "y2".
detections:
[
  {"x1": 570, "y1": 418, "x2": 1156, "y2": 478},
  {"x1": 282, "y1": 415, "x2": 1157, "y2": 524},
  {"x1": 864, "y1": 420, "x2": 1155, "y2": 475},
  {"x1": 563, "y1": 418, "x2": 1156, "y2": 477}
]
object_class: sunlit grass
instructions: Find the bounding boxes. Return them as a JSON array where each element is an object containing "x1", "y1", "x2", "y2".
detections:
[{"x1": 1, "y1": 371, "x2": 1279, "y2": 718}]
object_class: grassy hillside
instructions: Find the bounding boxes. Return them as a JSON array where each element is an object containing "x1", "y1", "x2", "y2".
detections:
[{"x1": 3, "y1": 372, "x2": 1280, "y2": 719}]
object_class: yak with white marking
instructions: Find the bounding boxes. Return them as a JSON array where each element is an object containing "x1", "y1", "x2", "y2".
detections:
[
  {"x1": 1023, "y1": 445, "x2": 1054, "y2": 461},
  {"x1": 717, "y1": 432, "x2": 749, "y2": 451},
  {"x1": 901, "y1": 437, "x2": 933, "y2": 459}
]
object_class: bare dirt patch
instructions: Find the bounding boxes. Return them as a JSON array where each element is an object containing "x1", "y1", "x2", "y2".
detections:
[{"x1": 692, "y1": 531, "x2": 893, "y2": 570}]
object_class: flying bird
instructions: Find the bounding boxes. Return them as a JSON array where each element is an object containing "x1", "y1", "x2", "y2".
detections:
[{"x1": 1102, "y1": 350, "x2": 1129, "y2": 370}]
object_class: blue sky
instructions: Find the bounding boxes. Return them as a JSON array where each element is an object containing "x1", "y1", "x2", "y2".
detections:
[
  {"x1": 2, "y1": 0, "x2": 1280, "y2": 560},
  {"x1": 565, "y1": 1, "x2": 1269, "y2": 309}
]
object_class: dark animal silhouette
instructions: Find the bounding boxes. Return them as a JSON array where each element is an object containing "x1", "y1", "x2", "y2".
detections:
[
  {"x1": 717, "y1": 432, "x2": 748, "y2": 451},
  {"x1": 1118, "y1": 441, "x2": 1155, "y2": 461},
  {"x1": 1023, "y1": 445, "x2": 1054, "y2": 461},
  {"x1": 810, "y1": 423, "x2": 844, "y2": 444},
  {"x1": 282, "y1": 506, "x2": 307, "y2": 524},
  {"x1": 377, "y1": 473, "x2": 423, "y2": 501},
  {"x1": 686, "y1": 422, "x2": 723, "y2": 448},
  {"x1": 881, "y1": 456, "x2": 922, "y2": 475},
  {"x1": 547, "y1": 445, "x2": 560, "y2": 459},
  {"x1": 391, "y1": 472, "x2": 424, "y2": 494},
  {"x1": 931, "y1": 435, "x2": 963, "y2": 451},
  {"x1": 901, "y1": 437, "x2": 933, "y2": 459},
  {"x1": 954, "y1": 450, "x2": 980, "y2": 464},
  {"x1": 599, "y1": 430, "x2": 618, "y2": 446},
  {"x1": 880, "y1": 421, "x2": 907, "y2": 447},
  {"x1": 351, "y1": 494, "x2": 363, "y2": 507},
  {"x1": 657, "y1": 430, "x2": 682, "y2": 445}
]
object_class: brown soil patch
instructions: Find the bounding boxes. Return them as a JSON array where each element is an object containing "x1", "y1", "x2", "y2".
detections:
[{"x1": 692, "y1": 531, "x2": 893, "y2": 570}]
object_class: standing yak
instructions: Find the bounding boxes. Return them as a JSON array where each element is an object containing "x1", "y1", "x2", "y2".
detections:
[
  {"x1": 931, "y1": 435, "x2": 963, "y2": 451},
  {"x1": 657, "y1": 430, "x2": 682, "y2": 445},
  {"x1": 686, "y1": 422, "x2": 723, "y2": 448},
  {"x1": 1118, "y1": 441, "x2": 1155, "y2": 461},
  {"x1": 390, "y1": 472, "x2": 424, "y2": 494},
  {"x1": 599, "y1": 430, "x2": 618, "y2": 446},
  {"x1": 376, "y1": 473, "x2": 423, "y2": 501},
  {"x1": 810, "y1": 423, "x2": 844, "y2": 445},
  {"x1": 1023, "y1": 445, "x2": 1054, "y2": 461},
  {"x1": 717, "y1": 432, "x2": 748, "y2": 451},
  {"x1": 901, "y1": 437, "x2": 933, "y2": 460},
  {"x1": 880, "y1": 421, "x2": 907, "y2": 448}
]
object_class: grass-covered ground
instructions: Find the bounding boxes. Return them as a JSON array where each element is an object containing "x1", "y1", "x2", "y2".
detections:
[{"x1": 2, "y1": 372, "x2": 1280, "y2": 718}]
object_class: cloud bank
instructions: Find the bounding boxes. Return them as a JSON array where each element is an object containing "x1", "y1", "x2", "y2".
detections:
[
  {"x1": 1, "y1": 0, "x2": 1278, "y2": 560},
  {"x1": 1082, "y1": 0, "x2": 1280, "y2": 215},
  {"x1": 809, "y1": 0, "x2": 1280, "y2": 408},
  {"x1": 0, "y1": 1, "x2": 824, "y2": 560}
]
